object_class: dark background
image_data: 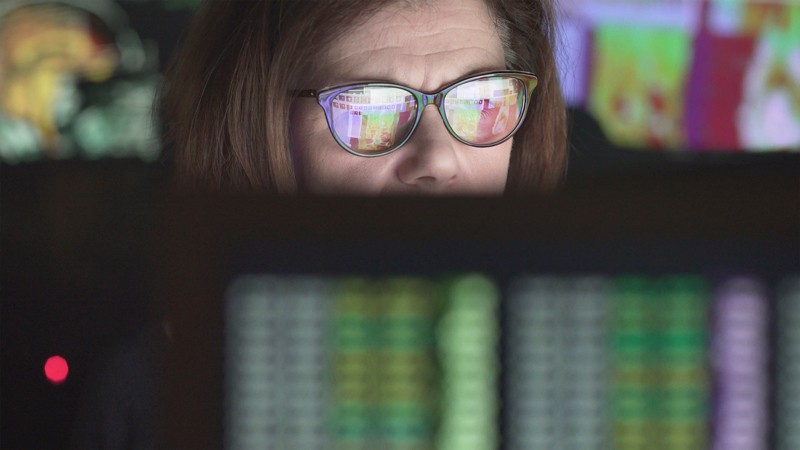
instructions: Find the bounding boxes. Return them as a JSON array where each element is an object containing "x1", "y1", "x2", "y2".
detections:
[{"x1": 2, "y1": 0, "x2": 799, "y2": 448}]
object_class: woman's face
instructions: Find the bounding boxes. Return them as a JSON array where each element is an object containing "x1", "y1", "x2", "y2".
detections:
[{"x1": 290, "y1": 0, "x2": 512, "y2": 195}]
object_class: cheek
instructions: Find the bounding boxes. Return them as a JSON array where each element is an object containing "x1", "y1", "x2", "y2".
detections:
[
  {"x1": 467, "y1": 140, "x2": 513, "y2": 191},
  {"x1": 290, "y1": 102, "x2": 336, "y2": 179}
]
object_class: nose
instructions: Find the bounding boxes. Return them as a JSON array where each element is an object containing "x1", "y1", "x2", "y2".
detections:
[{"x1": 394, "y1": 105, "x2": 460, "y2": 191}]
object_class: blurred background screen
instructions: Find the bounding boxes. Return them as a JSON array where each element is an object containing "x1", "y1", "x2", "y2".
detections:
[
  {"x1": 0, "y1": 0, "x2": 200, "y2": 164},
  {"x1": 559, "y1": 0, "x2": 800, "y2": 152}
]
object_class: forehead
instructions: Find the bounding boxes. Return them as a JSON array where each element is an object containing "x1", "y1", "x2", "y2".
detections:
[{"x1": 313, "y1": 0, "x2": 506, "y2": 92}]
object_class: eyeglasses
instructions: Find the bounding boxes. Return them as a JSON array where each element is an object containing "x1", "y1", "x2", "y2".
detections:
[{"x1": 294, "y1": 70, "x2": 538, "y2": 157}]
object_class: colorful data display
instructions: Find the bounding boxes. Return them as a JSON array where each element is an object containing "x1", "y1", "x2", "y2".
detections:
[
  {"x1": 224, "y1": 273, "x2": 798, "y2": 449},
  {"x1": 225, "y1": 275, "x2": 499, "y2": 450},
  {"x1": 506, "y1": 276, "x2": 714, "y2": 450}
]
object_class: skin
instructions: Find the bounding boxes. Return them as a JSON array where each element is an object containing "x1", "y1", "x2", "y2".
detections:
[{"x1": 290, "y1": 0, "x2": 512, "y2": 195}]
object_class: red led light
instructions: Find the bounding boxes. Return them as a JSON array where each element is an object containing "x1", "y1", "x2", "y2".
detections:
[{"x1": 44, "y1": 355, "x2": 69, "y2": 384}]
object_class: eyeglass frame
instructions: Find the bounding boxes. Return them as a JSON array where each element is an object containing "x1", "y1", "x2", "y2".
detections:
[{"x1": 292, "y1": 70, "x2": 539, "y2": 157}]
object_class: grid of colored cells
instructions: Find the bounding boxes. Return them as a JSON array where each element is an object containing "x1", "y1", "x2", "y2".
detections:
[
  {"x1": 225, "y1": 275, "x2": 498, "y2": 450},
  {"x1": 225, "y1": 274, "x2": 797, "y2": 450}
]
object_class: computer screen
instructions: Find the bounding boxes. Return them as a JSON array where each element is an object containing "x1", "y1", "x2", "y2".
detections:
[
  {"x1": 221, "y1": 273, "x2": 799, "y2": 450},
  {"x1": 154, "y1": 174, "x2": 798, "y2": 448},
  {"x1": 558, "y1": 0, "x2": 800, "y2": 151}
]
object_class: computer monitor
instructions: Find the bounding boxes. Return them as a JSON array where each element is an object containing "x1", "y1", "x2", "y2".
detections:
[{"x1": 157, "y1": 167, "x2": 798, "y2": 449}]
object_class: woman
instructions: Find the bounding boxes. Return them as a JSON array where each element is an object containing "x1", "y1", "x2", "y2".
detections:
[{"x1": 161, "y1": 0, "x2": 566, "y2": 194}]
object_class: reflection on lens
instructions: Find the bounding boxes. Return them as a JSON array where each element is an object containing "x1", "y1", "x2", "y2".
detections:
[
  {"x1": 329, "y1": 86, "x2": 418, "y2": 155},
  {"x1": 444, "y1": 77, "x2": 524, "y2": 145}
]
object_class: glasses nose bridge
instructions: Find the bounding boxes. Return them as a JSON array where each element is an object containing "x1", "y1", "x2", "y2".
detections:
[
  {"x1": 419, "y1": 92, "x2": 443, "y2": 108},
  {"x1": 419, "y1": 92, "x2": 446, "y2": 127}
]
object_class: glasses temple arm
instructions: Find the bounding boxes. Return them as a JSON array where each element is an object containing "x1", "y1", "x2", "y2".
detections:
[{"x1": 291, "y1": 89, "x2": 318, "y2": 98}]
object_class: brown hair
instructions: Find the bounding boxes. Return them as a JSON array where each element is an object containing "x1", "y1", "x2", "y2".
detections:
[{"x1": 161, "y1": 0, "x2": 566, "y2": 193}]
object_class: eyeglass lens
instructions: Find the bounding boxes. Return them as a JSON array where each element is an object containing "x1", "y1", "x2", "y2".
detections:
[
  {"x1": 330, "y1": 87, "x2": 418, "y2": 155},
  {"x1": 328, "y1": 76, "x2": 525, "y2": 155}
]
